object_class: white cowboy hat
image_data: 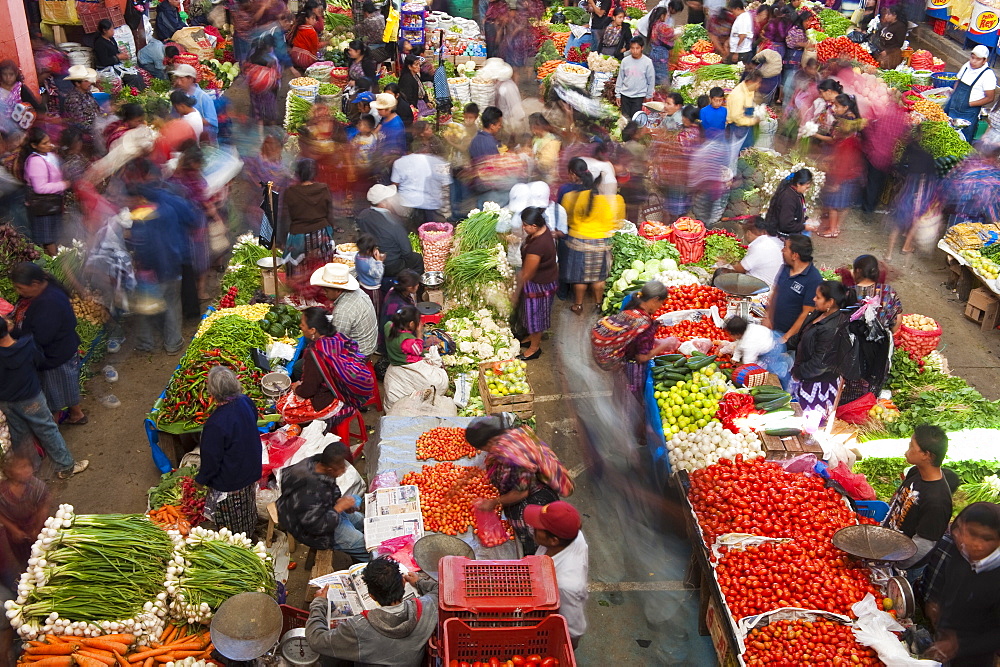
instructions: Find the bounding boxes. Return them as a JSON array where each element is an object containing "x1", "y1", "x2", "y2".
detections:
[
  {"x1": 66, "y1": 65, "x2": 97, "y2": 83},
  {"x1": 367, "y1": 183, "x2": 397, "y2": 204},
  {"x1": 310, "y1": 262, "x2": 359, "y2": 291},
  {"x1": 170, "y1": 64, "x2": 199, "y2": 79},
  {"x1": 370, "y1": 92, "x2": 398, "y2": 110}
]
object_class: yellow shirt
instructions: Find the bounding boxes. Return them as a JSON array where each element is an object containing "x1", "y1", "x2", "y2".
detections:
[
  {"x1": 562, "y1": 190, "x2": 625, "y2": 239},
  {"x1": 726, "y1": 82, "x2": 760, "y2": 127}
]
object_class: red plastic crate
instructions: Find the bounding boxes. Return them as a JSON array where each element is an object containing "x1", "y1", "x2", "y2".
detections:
[
  {"x1": 441, "y1": 615, "x2": 576, "y2": 666},
  {"x1": 439, "y1": 556, "x2": 559, "y2": 627},
  {"x1": 280, "y1": 604, "x2": 309, "y2": 636}
]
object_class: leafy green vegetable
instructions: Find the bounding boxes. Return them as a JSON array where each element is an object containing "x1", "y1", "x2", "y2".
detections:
[
  {"x1": 695, "y1": 64, "x2": 741, "y2": 82},
  {"x1": 687, "y1": 233, "x2": 747, "y2": 269},
  {"x1": 625, "y1": 7, "x2": 643, "y2": 19},
  {"x1": 920, "y1": 121, "x2": 974, "y2": 160},
  {"x1": 409, "y1": 232, "x2": 421, "y2": 253},
  {"x1": 962, "y1": 475, "x2": 1000, "y2": 504},
  {"x1": 947, "y1": 459, "x2": 1000, "y2": 485},
  {"x1": 285, "y1": 94, "x2": 313, "y2": 134},
  {"x1": 454, "y1": 209, "x2": 501, "y2": 253},
  {"x1": 853, "y1": 457, "x2": 908, "y2": 501},
  {"x1": 562, "y1": 6, "x2": 589, "y2": 25},
  {"x1": 221, "y1": 265, "x2": 264, "y2": 304},
  {"x1": 818, "y1": 8, "x2": 851, "y2": 38},
  {"x1": 680, "y1": 23, "x2": 709, "y2": 51},
  {"x1": 318, "y1": 82, "x2": 342, "y2": 96},
  {"x1": 148, "y1": 466, "x2": 200, "y2": 509},
  {"x1": 325, "y1": 10, "x2": 353, "y2": 32}
]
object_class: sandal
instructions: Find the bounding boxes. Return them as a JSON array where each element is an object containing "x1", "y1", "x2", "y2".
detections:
[
  {"x1": 571, "y1": 304, "x2": 584, "y2": 315},
  {"x1": 818, "y1": 232, "x2": 840, "y2": 238}
]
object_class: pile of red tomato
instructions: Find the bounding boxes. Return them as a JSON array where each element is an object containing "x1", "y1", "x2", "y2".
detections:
[
  {"x1": 416, "y1": 427, "x2": 477, "y2": 461},
  {"x1": 743, "y1": 619, "x2": 881, "y2": 666},
  {"x1": 400, "y1": 462, "x2": 499, "y2": 535},
  {"x1": 688, "y1": 456, "x2": 880, "y2": 618},
  {"x1": 815, "y1": 36, "x2": 879, "y2": 66},
  {"x1": 655, "y1": 320, "x2": 733, "y2": 342},
  {"x1": 448, "y1": 656, "x2": 558, "y2": 667},
  {"x1": 652, "y1": 284, "x2": 728, "y2": 317}
]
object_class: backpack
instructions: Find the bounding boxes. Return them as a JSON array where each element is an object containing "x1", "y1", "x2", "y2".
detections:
[{"x1": 836, "y1": 306, "x2": 891, "y2": 384}]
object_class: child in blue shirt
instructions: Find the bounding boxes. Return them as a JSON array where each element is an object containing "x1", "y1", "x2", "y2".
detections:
[{"x1": 699, "y1": 87, "x2": 728, "y2": 140}]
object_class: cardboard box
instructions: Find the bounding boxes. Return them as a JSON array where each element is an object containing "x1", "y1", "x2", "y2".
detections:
[{"x1": 964, "y1": 287, "x2": 1000, "y2": 331}]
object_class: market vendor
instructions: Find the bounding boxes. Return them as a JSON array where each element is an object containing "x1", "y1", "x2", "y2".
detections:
[
  {"x1": 356, "y1": 184, "x2": 425, "y2": 278},
  {"x1": 94, "y1": 19, "x2": 146, "y2": 92},
  {"x1": 920, "y1": 502, "x2": 1000, "y2": 664},
  {"x1": 277, "y1": 442, "x2": 370, "y2": 563},
  {"x1": 727, "y1": 70, "x2": 763, "y2": 151},
  {"x1": 195, "y1": 366, "x2": 262, "y2": 538},
  {"x1": 764, "y1": 234, "x2": 823, "y2": 342},
  {"x1": 714, "y1": 216, "x2": 784, "y2": 287},
  {"x1": 883, "y1": 425, "x2": 959, "y2": 572},
  {"x1": 306, "y1": 557, "x2": 438, "y2": 665},
  {"x1": 944, "y1": 46, "x2": 997, "y2": 143},
  {"x1": 876, "y1": 6, "x2": 907, "y2": 70},
  {"x1": 763, "y1": 169, "x2": 812, "y2": 236},
  {"x1": 591, "y1": 280, "x2": 674, "y2": 395},
  {"x1": 310, "y1": 264, "x2": 378, "y2": 358},
  {"x1": 466, "y1": 416, "x2": 574, "y2": 555},
  {"x1": 527, "y1": 501, "x2": 589, "y2": 649},
  {"x1": 170, "y1": 64, "x2": 219, "y2": 139}
]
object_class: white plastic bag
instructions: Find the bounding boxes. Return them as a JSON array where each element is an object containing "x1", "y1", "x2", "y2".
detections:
[{"x1": 851, "y1": 594, "x2": 941, "y2": 667}]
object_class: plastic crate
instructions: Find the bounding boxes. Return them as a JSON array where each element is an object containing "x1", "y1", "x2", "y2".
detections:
[
  {"x1": 855, "y1": 500, "x2": 890, "y2": 523},
  {"x1": 441, "y1": 615, "x2": 576, "y2": 666},
  {"x1": 280, "y1": 604, "x2": 309, "y2": 636},
  {"x1": 439, "y1": 556, "x2": 559, "y2": 627}
]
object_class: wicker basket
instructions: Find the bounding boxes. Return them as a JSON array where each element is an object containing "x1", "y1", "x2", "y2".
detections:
[{"x1": 478, "y1": 362, "x2": 534, "y2": 419}]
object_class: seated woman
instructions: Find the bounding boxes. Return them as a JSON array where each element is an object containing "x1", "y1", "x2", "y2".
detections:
[
  {"x1": 277, "y1": 307, "x2": 375, "y2": 427},
  {"x1": 382, "y1": 306, "x2": 448, "y2": 411}
]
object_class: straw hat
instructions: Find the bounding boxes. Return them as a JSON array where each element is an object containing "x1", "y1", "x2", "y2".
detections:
[
  {"x1": 310, "y1": 263, "x2": 359, "y2": 291},
  {"x1": 371, "y1": 92, "x2": 397, "y2": 110},
  {"x1": 65, "y1": 65, "x2": 97, "y2": 83}
]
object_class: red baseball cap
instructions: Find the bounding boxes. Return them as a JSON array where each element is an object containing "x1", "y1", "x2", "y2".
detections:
[{"x1": 524, "y1": 502, "x2": 581, "y2": 541}]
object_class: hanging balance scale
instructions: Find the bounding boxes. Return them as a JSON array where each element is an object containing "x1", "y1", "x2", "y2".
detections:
[
  {"x1": 713, "y1": 273, "x2": 769, "y2": 320},
  {"x1": 832, "y1": 524, "x2": 917, "y2": 619},
  {"x1": 278, "y1": 628, "x2": 320, "y2": 666},
  {"x1": 210, "y1": 592, "x2": 285, "y2": 661}
]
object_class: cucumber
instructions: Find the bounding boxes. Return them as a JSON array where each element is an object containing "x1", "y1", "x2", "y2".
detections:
[
  {"x1": 674, "y1": 357, "x2": 690, "y2": 368},
  {"x1": 765, "y1": 427, "x2": 803, "y2": 437},
  {"x1": 751, "y1": 385, "x2": 786, "y2": 396},
  {"x1": 686, "y1": 355, "x2": 718, "y2": 370},
  {"x1": 660, "y1": 371, "x2": 689, "y2": 382},
  {"x1": 757, "y1": 396, "x2": 792, "y2": 411},
  {"x1": 654, "y1": 354, "x2": 685, "y2": 366}
]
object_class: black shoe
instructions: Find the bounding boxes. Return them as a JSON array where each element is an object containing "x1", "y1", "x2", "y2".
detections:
[{"x1": 518, "y1": 349, "x2": 542, "y2": 360}]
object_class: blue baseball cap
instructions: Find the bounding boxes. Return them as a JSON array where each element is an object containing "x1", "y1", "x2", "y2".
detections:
[{"x1": 352, "y1": 92, "x2": 376, "y2": 104}]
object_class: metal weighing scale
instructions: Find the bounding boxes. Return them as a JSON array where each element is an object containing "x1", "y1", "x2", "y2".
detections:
[
  {"x1": 713, "y1": 273, "x2": 769, "y2": 320},
  {"x1": 211, "y1": 592, "x2": 319, "y2": 666},
  {"x1": 413, "y1": 534, "x2": 474, "y2": 580},
  {"x1": 832, "y1": 524, "x2": 917, "y2": 618},
  {"x1": 421, "y1": 271, "x2": 445, "y2": 308}
]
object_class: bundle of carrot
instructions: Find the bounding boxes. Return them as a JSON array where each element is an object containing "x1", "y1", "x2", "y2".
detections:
[
  {"x1": 146, "y1": 506, "x2": 191, "y2": 537},
  {"x1": 536, "y1": 60, "x2": 564, "y2": 80},
  {"x1": 18, "y1": 628, "x2": 214, "y2": 667}
]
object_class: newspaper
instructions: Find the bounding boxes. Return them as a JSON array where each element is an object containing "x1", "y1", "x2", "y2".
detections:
[
  {"x1": 310, "y1": 562, "x2": 419, "y2": 625},
  {"x1": 362, "y1": 485, "x2": 424, "y2": 550}
]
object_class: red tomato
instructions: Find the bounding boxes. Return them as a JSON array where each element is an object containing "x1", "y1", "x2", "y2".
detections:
[
  {"x1": 541, "y1": 659, "x2": 558, "y2": 667},
  {"x1": 511, "y1": 657, "x2": 526, "y2": 666}
]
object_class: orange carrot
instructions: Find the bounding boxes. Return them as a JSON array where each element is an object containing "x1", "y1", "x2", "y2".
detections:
[
  {"x1": 45, "y1": 636, "x2": 71, "y2": 644},
  {"x1": 24, "y1": 657, "x2": 73, "y2": 667},
  {"x1": 25, "y1": 645, "x2": 76, "y2": 656},
  {"x1": 152, "y1": 656, "x2": 174, "y2": 664},
  {"x1": 27, "y1": 642, "x2": 44, "y2": 648},
  {"x1": 74, "y1": 652, "x2": 115, "y2": 666},
  {"x1": 94, "y1": 636, "x2": 134, "y2": 646},
  {"x1": 157, "y1": 626, "x2": 176, "y2": 646},
  {"x1": 161, "y1": 641, "x2": 203, "y2": 652},
  {"x1": 74, "y1": 656, "x2": 108, "y2": 667},
  {"x1": 80, "y1": 641, "x2": 128, "y2": 655},
  {"x1": 141, "y1": 659, "x2": 153, "y2": 667},
  {"x1": 126, "y1": 648, "x2": 176, "y2": 663},
  {"x1": 112, "y1": 652, "x2": 128, "y2": 667}
]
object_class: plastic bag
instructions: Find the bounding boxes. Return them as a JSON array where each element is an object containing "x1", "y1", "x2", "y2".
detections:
[
  {"x1": 851, "y1": 594, "x2": 941, "y2": 667},
  {"x1": 837, "y1": 392, "x2": 878, "y2": 424},
  {"x1": 828, "y1": 461, "x2": 876, "y2": 501},
  {"x1": 374, "y1": 534, "x2": 419, "y2": 571},
  {"x1": 779, "y1": 453, "x2": 818, "y2": 474},
  {"x1": 678, "y1": 338, "x2": 713, "y2": 355},
  {"x1": 260, "y1": 430, "x2": 306, "y2": 484},
  {"x1": 473, "y1": 507, "x2": 511, "y2": 548},
  {"x1": 369, "y1": 470, "x2": 400, "y2": 492}
]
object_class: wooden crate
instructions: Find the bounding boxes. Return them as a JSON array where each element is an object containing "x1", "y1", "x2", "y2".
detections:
[{"x1": 478, "y1": 362, "x2": 534, "y2": 419}]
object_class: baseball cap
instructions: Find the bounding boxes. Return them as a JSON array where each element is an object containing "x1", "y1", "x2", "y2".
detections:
[
  {"x1": 972, "y1": 45, "x2": 990, "y2": 59},
  {"x1": 524, "y1": 501, "x2": 581, "y2": 541},
  {"x1": 352, "y1": 91, "x2": 376, "y2": 104},
  {"x1": 170, "y1": 64, "x2": 198, "y2": 79},
  {"x1": 366, "y1": 183, "x2": 397, "y2": 205}
]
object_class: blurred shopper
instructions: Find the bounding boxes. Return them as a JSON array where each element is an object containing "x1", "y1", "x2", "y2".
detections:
[
  {"x1": 514, "y1": 208, "x2": 559, "y2": 361},
  {"x1": 278, "y1": 158, "x2": 336, "y2": 277},
  {"x1": 17, "y1": 127, "x2": 68, "y2": 256},
  {"x1": 356, "y1": 184, "x2": 425, "y2": 278}
]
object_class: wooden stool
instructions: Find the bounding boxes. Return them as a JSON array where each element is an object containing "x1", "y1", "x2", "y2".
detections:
[
  {"x1": 265, "y1": 502, "x2": 296, "y2": 552},
  {"x1": 304, "y1": 548, "x2": 335, "y2": 606}
]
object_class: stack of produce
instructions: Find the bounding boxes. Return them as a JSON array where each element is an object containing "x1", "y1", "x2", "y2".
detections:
[
  {"x1": 5, "y1": 506, "x2": 174, "y2": 643},
  {"x1": 651, "y1": 353, "x2": 728, "y2": 426},
  {"x1": 147, "y1": 467, "x2": 208, "y2": 534},
  {"x1": 602, "y1": 233, "x2": 683, "y2": 313},
  {"x1": 743, "y1": 619, "x2": 881, "y2": 665},
  {"x1": 919, "y1": 121, "x2": 974, "y2": 159},
  {"x1": 220, "y1": 234, "x2": 270, "y2": 304},
  {"x1": 895, "y1": 313, "x2": 942, "y2": 360},
  {"x1": 482, "y1": 360, "x2": 530, "y2": 398},
  {"x1": 445, "y1": 205, "x2": 515, "y2": 317},
  {"x1": 401, "y1": 462, "x2": 500, "y2": 535},
  {"x1": 416, "y1": 427, "x2": 477, "y2": 461},
  {"x1": 727, "y1": 149, "x2": 825, "y2": 219},
  {"x1": 195, "y1": 304, "x2": 271, "y2": 337},
  {"x1": 688, "y1": 457, "x2": 880, "y2": 618},
  {"x1": 959, "y1": 248, "x2": 1000, "y2": 279},
  {"x1": 257, "y1": 303, "x2": 303, "y2": 341},
  {"x1": 654, "y1": 319, "x2": 731, "y2": 341},
  {"x1": 652, "y1": 284, "x2": 727, "y2": 317},
  {"x1": 0, "y1": 224, "x2": 41, "y2": 304},
  {"x1": 817, "y1": 8, "x2": 851, "y2": 37},
  {"x1": 165, "y1": 527, "x2": 274, "y2": 624},
  {"x1": 815, "y1": 36, "x2": 878, "y2": 66}
]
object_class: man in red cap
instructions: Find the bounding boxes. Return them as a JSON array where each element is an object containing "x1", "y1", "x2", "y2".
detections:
[{"x1": 524, "y1": 501, "x2": 589, "y2": 648}]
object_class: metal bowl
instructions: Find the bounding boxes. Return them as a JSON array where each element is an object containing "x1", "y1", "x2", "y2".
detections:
[
  {"x1": 210, "y1": 592, "x2": 282, "y2": 661},
  {"x1": 261, "y1": 371, "x2": 291, "y2": 398},
  {"x1": 413, "y1": 534, "x2": 474, "y2": 580},
  {"x1": 421, "y1": 271, "x2": 445, "y2": 287}
]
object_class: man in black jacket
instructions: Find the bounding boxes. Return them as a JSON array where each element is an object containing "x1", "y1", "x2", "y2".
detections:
[
  {"x1": 356, "y1": 184, "x2": 425, "y2": 280},
  {"x1": 277, "y1": 443, "x2": 370, "y2": 562},
  {"x1": 0, "y1": 317, "x2": 87, "y2": 479}
]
